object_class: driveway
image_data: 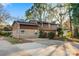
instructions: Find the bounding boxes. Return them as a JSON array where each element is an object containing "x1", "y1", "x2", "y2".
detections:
[
  {"x1": 36, "y1": 40, "x2": 64, "y2": 45},
  {"x1": 0, "y1": 40, "x2": 22, "y2": 56},
  {"x1": 0, "y1": 37, "x2": 79, "y2": 56},
  {"x1": 0, "y1": 39, "x2": 47, "y2": 56}
]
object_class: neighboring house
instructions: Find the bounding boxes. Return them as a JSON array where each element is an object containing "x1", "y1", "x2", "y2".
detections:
[{"x1": 12, "y1": 20, "x2": 59, "y2": 39}]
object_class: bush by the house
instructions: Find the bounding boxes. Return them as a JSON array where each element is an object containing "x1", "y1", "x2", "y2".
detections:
[
  {"x1": 0, "y1": 31, "x2": 11, "y2": 37},
  {"x1": 38, "y1": 30, "x2": 47, "y2": 38},
  {"x1": 66, "y1": 31, "x2": 72, "y2": 38},
  {"x1": 57, "y1": 28, "x2": 63, "y2": 37},
  {"x1": 63, "y1": 36, "x2": 68, "y2": 41},
  {"x1": 48, "y1": 32, "x2": 55, "y2": 39}
]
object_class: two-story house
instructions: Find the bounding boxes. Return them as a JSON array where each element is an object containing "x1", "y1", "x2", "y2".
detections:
[{"x1": 12, "y1": 20, "x2": 59, "y2": 39}]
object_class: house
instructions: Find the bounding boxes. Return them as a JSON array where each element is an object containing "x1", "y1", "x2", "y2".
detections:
[{"x1": 12, "y1": 20, "x2": 59, "y2": 39}]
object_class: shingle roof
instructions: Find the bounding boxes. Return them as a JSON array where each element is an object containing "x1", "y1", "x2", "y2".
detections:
[
  {"x1": 12, "y1": 21, "x2": 38, "y2": 26},
  {"x1": 12, "y1": 20, "x2": 59, "y2": 26}
]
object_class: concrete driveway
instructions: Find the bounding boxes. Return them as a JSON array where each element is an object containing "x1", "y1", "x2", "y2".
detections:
[
  {"x1": 0, "y1": 40, "x2": 22, "y2": 56},
  {"x1": 0, "y1": 38, "x2": 79, "y2": 56},
  {"x1": 0, "y1": 39, "x2": 47, "y2": 56},
  {"x1": 34, "y1": 38, "x2": 64, "y2": 46}
]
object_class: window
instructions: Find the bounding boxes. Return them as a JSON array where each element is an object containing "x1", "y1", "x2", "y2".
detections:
[
  {"x1": 35, "y1": 30, "x2": 38, "y2": 35},
  {"x1": 35, "y1": 32, "x2": 38, "y2": 35},
  {"x1": 21, "y1": 30, "x2": 24, "y2": 33}
]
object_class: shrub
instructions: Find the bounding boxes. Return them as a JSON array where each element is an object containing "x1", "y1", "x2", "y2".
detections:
[
  {"x1": 57, "y1": 28, "x2": 63, "y2": 37},
  {"x1": 5, "y1": 32, "x2": 11, "y2": 36},
  {"x1": 63, "y1": 36, "x2": 68, "y2": 41},
  {"x1": 38, "y1": 30, "x2": 47, "y2": 38},
  {"x1": 0, "y1": 31, "x2": 11, "y2": 37},
  {"x1": 38, "y1": 30, "x2": 43, "y2": 38},
  {"x1": 66, "y1": 31, "x2": 72, "y2": 38},
  {"x1": 48, "y1": 32, "x2": 55, "y2": 39}
]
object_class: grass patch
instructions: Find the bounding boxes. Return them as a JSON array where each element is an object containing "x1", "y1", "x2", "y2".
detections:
[
  {"x1": 5, "y1": 37, "x2": 33, "y2": 44},
  {"x1": 5, "y1": 37, "x2": 24, "y2": 44}
]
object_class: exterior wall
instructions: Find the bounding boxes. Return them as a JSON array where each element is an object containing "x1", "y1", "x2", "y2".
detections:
[
  {"x1": 12, "y1": 22, "x2": 20, "y2": 38},
  {"x1": 39, "y1": 24, "x2": 58, "y2": 31},
  {"x1": 20, "y1": 24, "x2": 38, "y2": 29},
  {"x1": 12, "y1": 29, "x2": 20, "y2": 38},
  {"x1": 51, "y1": 25, "x2": 58, "y2": 30},
  {"x1": 12, "y1": 29, "x2": 38, "y2": 39},
  {"x1": 12, "y1": 22, "x2": 59, "y2": 39},
  {"x1": 12, "y1": 23, "x2": 38, "y2": 39},
  {"x1": 12, "y1": 23, "x2": 20, "y2": 31}
]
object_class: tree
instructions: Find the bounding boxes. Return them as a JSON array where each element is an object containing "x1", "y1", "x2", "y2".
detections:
[
  {"x1": 65, "y1": 4, "x2": 73, "y2": 37},
  {"x1": 0, "y1": 4, "x2": 10, "y2": 24},
  {"x1": 64, "y1": 3, "x2": 79, "y2": 37},
  {"x1": 25, "y1": 3, "x2": 49, "y2": 21},
  {"x1": 25, "y1": 3, "x2": 49, "y2": 31},
  {"x1": 50, "y1": 4, "x2": 69, "y2": 37},
  {"x1": 25, "y1": 8, "x2": 33, "y2": 20},
  {"x1": 3, "y1": 25, "x2": 12, "y2": 31},
  {"x1": 68, "y1": 4, "x2": 79, "y2": 37}
]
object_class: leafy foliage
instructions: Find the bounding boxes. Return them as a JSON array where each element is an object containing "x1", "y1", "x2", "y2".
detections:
[
  {"x1": 66, "y1": 4, "x2": 79, "y2": 37},
  {"x1": 48, "y1": 32, "x2": 55, "y2": 39},
  {"x1": 66, "y1": 31, "x2": 72, "y2": 38},
  {"x1": 0, "y1": 31, "x2": 11, "y2": 37},
  {"x1": 3, "y1": 25, "x2": 12, "y2": 31},
  {"x1": 57, "y1": 28, "x2": 63, "y2": 37},
  {"x1": 70, "y1": 4, "x2": 79, "y2": 26},
  {"x1": 38, "y1": 30, "x2": 47, "y2": 38},
  {"x1": 25, "y1": 3, "x2": 79, "y2": 38},
  {"x1": 0, "y1": 4, "x2": 10, "y2": 23}
]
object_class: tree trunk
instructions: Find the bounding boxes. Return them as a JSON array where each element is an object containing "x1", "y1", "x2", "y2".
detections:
[
  {"x1": 69, "y1": 17, "x2": 73, "y2": 38},
  {"x1": 69, "y1": 9, "x2": 73, "y2": 38}
]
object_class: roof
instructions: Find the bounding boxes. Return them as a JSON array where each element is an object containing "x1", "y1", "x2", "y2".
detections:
[
  {"x1": 12, "y1": 21, "x2": 38, "y2": 26},
  {"x1": 12, "y1": 20, "x2": 59, "y2": 26},
  {"x1": 37, "y1": 21, "x2": 59, "y2": 25}
]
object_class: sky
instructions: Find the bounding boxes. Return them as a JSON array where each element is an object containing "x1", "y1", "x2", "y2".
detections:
[{"x1": 3, "y1": 3, "x2": 33, "y2": 25}]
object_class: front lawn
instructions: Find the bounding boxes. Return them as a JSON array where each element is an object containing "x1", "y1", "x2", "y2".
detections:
[{"x1": 5, "y1": 37, "x2": 33, "y2": 44}]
